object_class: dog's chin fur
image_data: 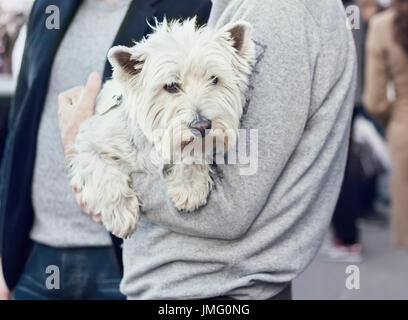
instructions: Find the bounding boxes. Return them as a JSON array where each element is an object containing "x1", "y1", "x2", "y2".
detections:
[{"x1": 69, "y1": 18, "x2": 255, "y2": 238}]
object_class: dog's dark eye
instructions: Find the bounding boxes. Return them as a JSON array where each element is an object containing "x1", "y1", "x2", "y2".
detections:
[
  {"x1": 164, "y1": 82, "x2": 180, "y2": 93},
  {"x1": 210, "y1": 76, "x2": 218, "y2": 85}
]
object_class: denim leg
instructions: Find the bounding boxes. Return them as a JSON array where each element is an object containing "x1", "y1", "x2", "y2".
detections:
[
  {"x1": 70, "y1": 246, "x2": 125, "y2": 300},
  {"x1": 13, "y1": 244, "x2": 65, "y2": 300},
  {"x1": 13, "y1": 243, "x2": 125, "y2": 300}
]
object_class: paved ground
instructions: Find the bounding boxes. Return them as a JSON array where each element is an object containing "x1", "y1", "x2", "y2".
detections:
[{"x1": 293, "y1": 220, "x2": 408, "y2": 300}]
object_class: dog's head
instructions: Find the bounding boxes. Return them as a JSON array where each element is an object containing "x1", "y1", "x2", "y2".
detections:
[{"x1": 108, "y1": 18, "x2": 255, "y2": 162}]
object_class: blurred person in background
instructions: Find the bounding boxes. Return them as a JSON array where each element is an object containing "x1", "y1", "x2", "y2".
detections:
[
  {"x1": 376, "y1": 0, "x2": 393, "y2": 11},
  {"x1": 324, "y1": 0, "x2": 396, "y2": 263},
  {"x1": 364, "y1": 0, "x2": 408, "y2": 249},
  {"x1": 358, "y1": 0, "x2": 378, "y2": 21},
  {"x1": 323, "y1": 0, "x2": 366, "y2": 263},
  {"x1": 0, "y1": 1, "x2": 28, "y2": 74},
  {"x1": 0, "y1": 1, "x2": 29, "y2": 167}
]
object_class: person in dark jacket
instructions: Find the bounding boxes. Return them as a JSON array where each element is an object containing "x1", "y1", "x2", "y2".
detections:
[
  {"x1": 323, "y1": 0, "x2": 366, "y2": 263},
  {"x1": 0, "y1": 0, "x2": 211, "y2": 300}
]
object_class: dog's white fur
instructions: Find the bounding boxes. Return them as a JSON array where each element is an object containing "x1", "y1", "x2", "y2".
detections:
[{"x1": 69, "y1": 18, "x2": 255, "y2": 238}]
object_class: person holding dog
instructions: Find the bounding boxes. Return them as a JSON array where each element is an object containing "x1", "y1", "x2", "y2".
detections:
[{"x1": 55, "y1": 0, "x2": 357, "y2": 300}]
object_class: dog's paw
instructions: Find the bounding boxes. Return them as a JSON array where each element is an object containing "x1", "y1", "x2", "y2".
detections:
[
  {"x1": 169, "y1": 185, "x2": 210, "y2": 212},
  {"x1": 102, "y1": 197, "x2": 140, "y2": 239}
]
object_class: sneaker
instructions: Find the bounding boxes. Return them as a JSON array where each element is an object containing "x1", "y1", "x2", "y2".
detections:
[{"x1": 320, "y1": 238, "x2": 363, "y2": 263}]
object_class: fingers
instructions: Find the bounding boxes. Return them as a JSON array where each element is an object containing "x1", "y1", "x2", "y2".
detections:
[
  {"x1": 91, "y1": 215, "x2": 103, "y2": 224},
  {"x1": 73, "y1": 188, "x2": 103, "y2": 224},
  {"x1": 58, "y1": 71, "x2": 101, "y2": 111},
  {"x1": 58, "y1": 86, "x2": 83, "y2": 109},
  {"x1": 58, "y1": 73, "x2": 103, "y2": 225},
  {"x1": 78, "y1": 72, "x2": 102, "y2": 115}
]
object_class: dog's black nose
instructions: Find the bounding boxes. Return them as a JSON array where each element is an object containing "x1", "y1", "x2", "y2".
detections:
[{"x1": 190, "y1": 118, "x2": 212, "y2": 137}]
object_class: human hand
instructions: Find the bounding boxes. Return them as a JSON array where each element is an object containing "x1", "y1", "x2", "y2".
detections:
[
  {"x1": 0, "y1": 257, "x2": 10, "y2": 300},
  {"x1": 58, "y1": 72, "x2": 103, "y2": 223}
]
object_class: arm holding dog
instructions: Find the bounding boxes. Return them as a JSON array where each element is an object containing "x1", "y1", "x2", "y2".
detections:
[
  {"x1": 139, "y1": 1, "x2": 356, "y2": 242},
  {"x1": 59, "y1": 2, "x2": 356, "y2": 244}
]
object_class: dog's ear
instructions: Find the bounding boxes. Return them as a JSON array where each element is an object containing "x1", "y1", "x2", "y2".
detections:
[
  {"x1": 108, "y1": 45, "x2": 143, "y2": 76},
  {"x1": 220, "y1": 20, "x2": 253, "y2": 59}
]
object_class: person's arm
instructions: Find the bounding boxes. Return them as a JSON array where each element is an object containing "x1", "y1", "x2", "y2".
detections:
[
  {"x1": 58, "y1": 2, "x2": 355, "y2": 244},
  {"x1": 136, "y1": 2, "x2": 356, "y2": 240},
  {"x1": 57, "y1": 8, "x2": 313, "y2": 240},
  {"x1": 138, "y1": 38, "x2": 311, "y2": 240},
  {"x1": 364, "y1": 17, "x2": 392, "y2": 126}
]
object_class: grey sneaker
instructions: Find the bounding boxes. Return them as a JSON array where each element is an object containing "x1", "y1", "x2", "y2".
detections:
[{"x1": 320, "y1": 239, "x2": 363, "y2": 263}]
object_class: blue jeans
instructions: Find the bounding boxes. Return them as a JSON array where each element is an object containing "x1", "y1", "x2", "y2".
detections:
[{"x1": 13, "y1": 243, "x2": 125, "y2": 300}]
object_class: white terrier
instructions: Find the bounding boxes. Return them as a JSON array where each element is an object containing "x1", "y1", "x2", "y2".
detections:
[{"x1": 69, "y1": 18, "x2": 255, "y2": 238}]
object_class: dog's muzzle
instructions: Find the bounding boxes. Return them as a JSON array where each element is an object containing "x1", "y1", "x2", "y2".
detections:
[{"x1": 189, "y1": 117, "x2": 212, "y2": 137}]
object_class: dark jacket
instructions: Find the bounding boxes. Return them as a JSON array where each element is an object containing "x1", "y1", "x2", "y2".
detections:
[{"x1": 0, "y1": 0, "x2": 211, "y2": 290}]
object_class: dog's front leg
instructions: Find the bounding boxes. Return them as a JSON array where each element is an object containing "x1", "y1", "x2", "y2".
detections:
[
  {"x1": 166, "y1": 164, "x2": 213, "y2": 212},
  {"x1": 70, "y1": 116, "x2": 141, "y2": 238}
]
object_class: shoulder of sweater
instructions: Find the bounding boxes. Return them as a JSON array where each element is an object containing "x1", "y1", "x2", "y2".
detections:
[
  {"x1": 234, "y1": 0, "x2": 321, "y2": 33},
  {"x1": 251, "y1": 0, "x2": 348, "y2": 38},
  {"x1": 226, "y1": 0, "x2": 351, "y2": 55}
]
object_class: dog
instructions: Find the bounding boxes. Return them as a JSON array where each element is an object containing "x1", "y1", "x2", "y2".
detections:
[{"x1": 69, "y1": 18, "x2": 255, "y2": 238}]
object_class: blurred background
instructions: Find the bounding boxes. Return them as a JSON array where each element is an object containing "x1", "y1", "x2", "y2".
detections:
[
  {"x1": 0, "y1": 0, "x2": 31, "y2": 163},
  {"x1": 296, "y1": 0, "x2": 408, "y2": 300},
  {"x1": 0, "y1": 0, "x2": 407, "y2": 300}
]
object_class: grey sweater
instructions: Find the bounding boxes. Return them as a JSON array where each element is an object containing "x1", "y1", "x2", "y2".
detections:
[
  {"x1": 121, "y1": 0, "x2": 356, "y2": 299},
  {"x1": 30, "y1": 0, "x2": 131, "y2": 247}
]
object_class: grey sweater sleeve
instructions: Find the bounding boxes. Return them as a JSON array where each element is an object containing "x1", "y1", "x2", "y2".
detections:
[{"x1": 138, "y1": 0, "x2": 356, "y2": 241}]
